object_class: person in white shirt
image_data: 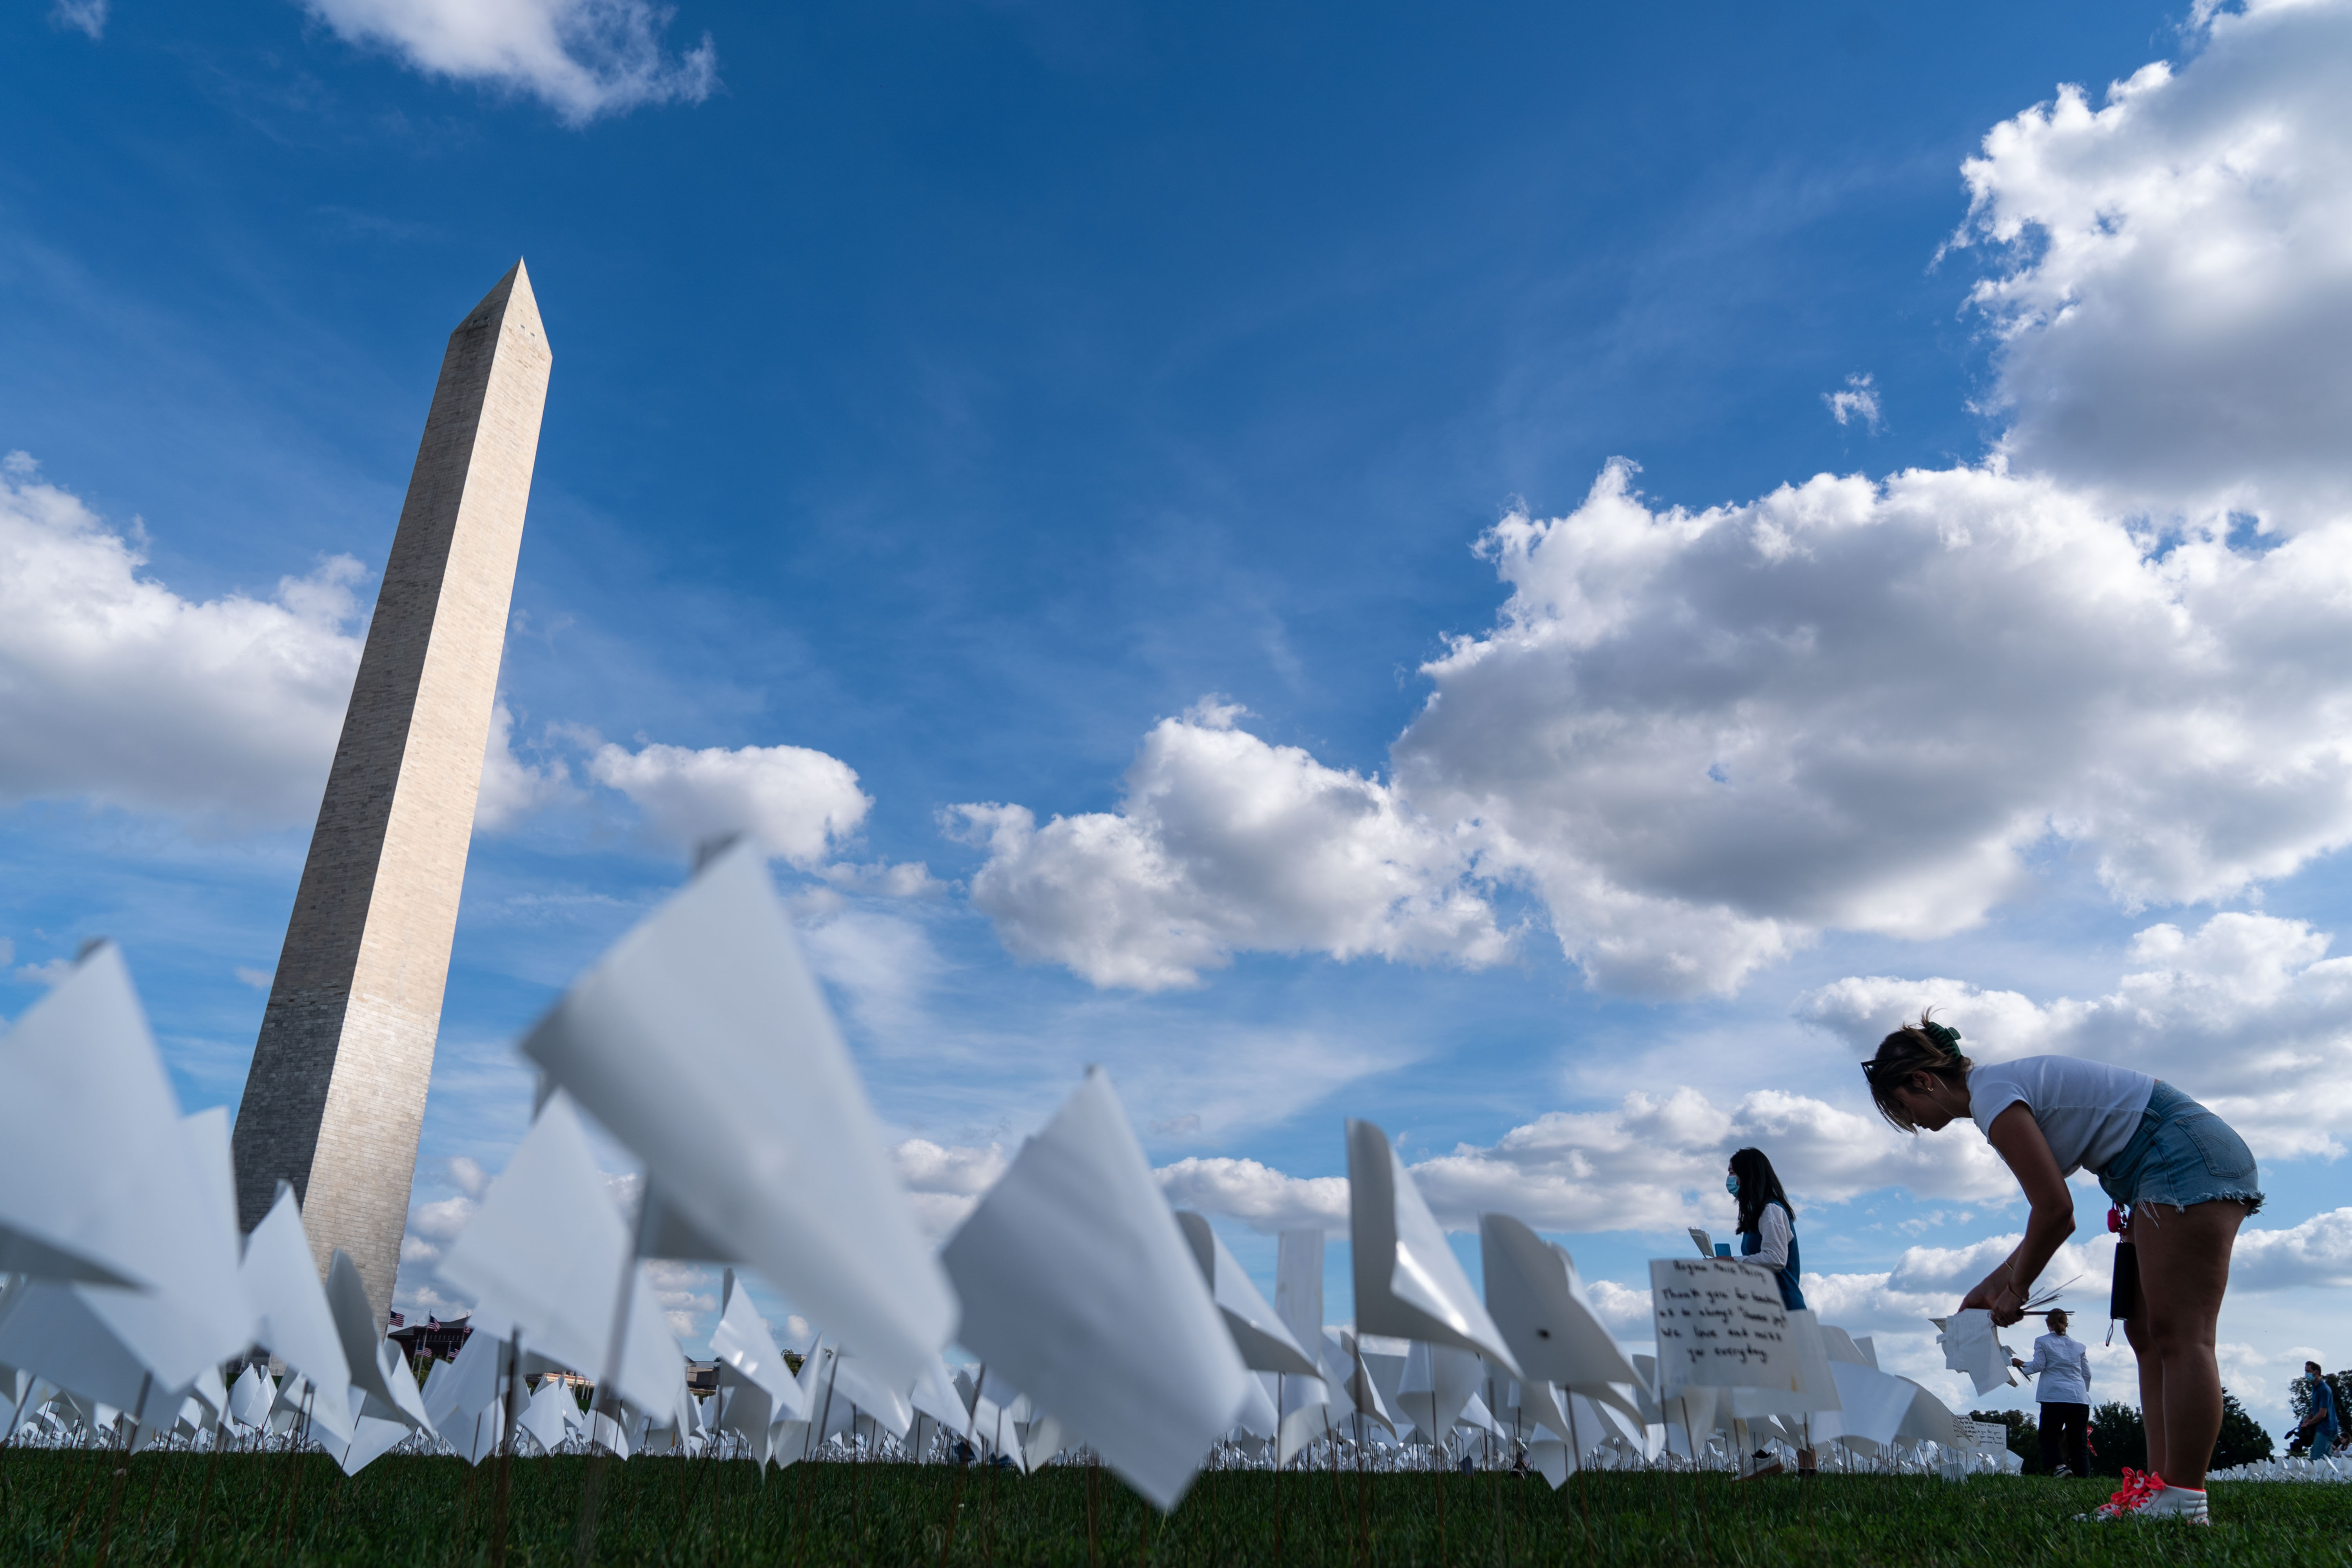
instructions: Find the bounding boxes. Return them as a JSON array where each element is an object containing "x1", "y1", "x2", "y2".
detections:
[
  {"x1": 1862, "y1": 1015, "x2": 2261, "y2": 1524},
  {"x1": 2014, "y1": 1309, "x2": 2092, "y2": 1476}
]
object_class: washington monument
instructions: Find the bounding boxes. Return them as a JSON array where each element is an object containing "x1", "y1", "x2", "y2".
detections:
[{"x1": 231, "y1": 261, "x2": 551, "y2": 1327}]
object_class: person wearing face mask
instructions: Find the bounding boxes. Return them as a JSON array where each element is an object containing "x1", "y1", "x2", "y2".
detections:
[
  {"x1": 1861, "y1": 1014, "x2": 2261, "y2": 1524},
  {"x1": 1725, "y1": 1147, "x2": 1806, "y2": 1312}
]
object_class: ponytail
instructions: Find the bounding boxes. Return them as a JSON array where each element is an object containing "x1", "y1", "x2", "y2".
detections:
[{"x1": 1861, "y1": 1011, "x2": 1973, "y2": 1132}]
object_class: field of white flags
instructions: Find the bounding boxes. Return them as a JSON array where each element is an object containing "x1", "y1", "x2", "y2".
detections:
[{"x1": 3, "y1": 841, "x2": 2080, "y2": 1566}]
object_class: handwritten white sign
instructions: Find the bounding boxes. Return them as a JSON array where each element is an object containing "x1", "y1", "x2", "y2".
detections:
[
  {"x1": 1954, "y1": 1418, "x2": 2010, "y2": 1455},
  {"x1": 1648, "y1": 1258, "x2": 1798, "y2": 1398}
]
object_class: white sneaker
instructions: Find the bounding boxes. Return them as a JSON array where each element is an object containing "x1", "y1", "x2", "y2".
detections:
[{"x1": 2136, "y1": 1484, "x2": 2210, "y2": 1525}]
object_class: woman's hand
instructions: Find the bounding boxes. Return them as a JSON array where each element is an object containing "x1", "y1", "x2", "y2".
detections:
[
  {"x1": 1958, "y1": 1273, "x2": 2028, "y2": 1326},
  {"x1": 1985, "y1": 1280, "x2": 2028, "y2": 1326}
]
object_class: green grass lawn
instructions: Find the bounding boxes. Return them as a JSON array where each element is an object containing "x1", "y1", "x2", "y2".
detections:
[{"x1": 4, "y1": 1450, "x2": 2345, "y2": 1566}]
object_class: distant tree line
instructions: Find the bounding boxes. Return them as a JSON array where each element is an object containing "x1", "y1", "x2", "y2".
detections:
[{"x1": 1972, "y1": 1389, "x2": 2271, "y2": 1475}]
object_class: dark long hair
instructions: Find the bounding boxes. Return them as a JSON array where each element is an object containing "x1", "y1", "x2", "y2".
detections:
[{"x1": 1729, "y1": 1147, "x2": 1791, "y2": 1237}]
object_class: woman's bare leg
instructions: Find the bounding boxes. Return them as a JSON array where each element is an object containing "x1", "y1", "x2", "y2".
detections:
[
  {"x1": 2128, "y1": 1201, "x2": 2249, "y2": 1489},
  {"x1": 2123, "y1": 1310, "x2": 2166, "y2": 1477}
]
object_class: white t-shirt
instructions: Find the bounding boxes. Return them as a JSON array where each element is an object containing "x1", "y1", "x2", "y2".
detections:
[{"x1": 1968, "y1": 1055, "x2": 2155, "y2": 1176}]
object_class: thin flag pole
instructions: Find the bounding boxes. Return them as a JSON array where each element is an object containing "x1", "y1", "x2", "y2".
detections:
[
  {"x1": 573, "y1": 1175, "x2": 662, "y2": 1568},
  {"x1": 490, "y1": 1330, "x2": 522, "y2": 1568}
]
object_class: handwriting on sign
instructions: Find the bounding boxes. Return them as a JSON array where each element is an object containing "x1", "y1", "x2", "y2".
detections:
[{"x1": 1647, "y1": 1257, "x2": 1798, "y2": 1395}]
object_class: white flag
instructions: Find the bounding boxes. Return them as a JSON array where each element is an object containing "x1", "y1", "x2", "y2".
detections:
[
  {"x1": 433, "y1": 1093, "x2": 681, "y2": 1417},
  {"x1": 1479, "y1": 1214, "x2": 1641, "y2": 1424},
  {"x1": 941, "y1": 1068, "x2": 1249, "y2": 1511},
  {"x1": 0, "y1": 949, "x2": 250, "y2": 1390},
  {"x1": 518, "y1": 842, "x2": 953, "y2": 1387},
  {"x1": 1345, "y1": 1121, "x2": 1519, "y2": 1377},
  {"x1": 1174, "y1": 1212, "x2": 1320, "y2": 1378},
  {"x1": 709, "y1": 1270, "x2": 805, "y2": 1421},
  {"x1": 240, "y1": 1184, "x2": 358, "y2": 1446},
  {"x1": 324, "y1": 1251, "x2": 434, "y2": 1436},
  {"x1": 1394, "y1": 1340, "x2": 1482, "y2": 1446}
]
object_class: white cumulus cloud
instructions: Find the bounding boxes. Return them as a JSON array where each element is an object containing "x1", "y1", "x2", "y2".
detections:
[
  {"x1": 303, "y1": 0, "x2": 717, "y2": 126},
  {"x1": 473, "y1": 700, "x2": 572, "y2": 832},
  {"x1": 939, "y1": 4, "x2": 2352, "y2": 1001},
  {"x1": 1961, "y1": 0, "x2": 2352, "y2": 528},
  {"x1": 892, "y1": 1138, "x2": 1010, "y2": 1240},
  {"x1": 0, "y1": 455, "x2": 364, "y2": 827},
  {"x1": 2230, "y1": 1205, "x2": 2352, "y2": 1290},
  {"x1": 1154, "y1": 1156, "x2": 1350, "y2": 1233},
  {"x1": 947, "y1": 700, "x2": 1510, "y2": 991},
  {"x1": 1398, "y1": 458, "x2": 2352, "y2": 994},
  {"x1": 589, "y1": 738, "x2": 871, "y2": 868},
  {"x1": 1800, "y1": 911, "x2": 2352, "y2": 1159}
]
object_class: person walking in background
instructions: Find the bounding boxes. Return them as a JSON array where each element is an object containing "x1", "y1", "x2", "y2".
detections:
[
  {"x1": 2295, "y1": 1360, "x2": 2338, "y2": 1460},
  {"x1": 2014, "y1": 1309, "x2": 2092, "y2": 1475},
  {"x1": 1726, "y1": 1147, "x2": 1807, "y2": 1311},
  {"x1": 1862, "y1": 1016, "x2": 2261, "y2": 1524}
]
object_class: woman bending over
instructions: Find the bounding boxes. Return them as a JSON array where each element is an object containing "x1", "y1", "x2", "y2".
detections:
[{"x1": 1862, "y1": 1017, "x2": 2260, "y2": 1524}]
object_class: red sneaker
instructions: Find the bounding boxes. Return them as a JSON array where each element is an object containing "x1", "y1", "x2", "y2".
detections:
[{"x1": 2081, "y1": 1467, "x2": 2165, "y2": 1521}]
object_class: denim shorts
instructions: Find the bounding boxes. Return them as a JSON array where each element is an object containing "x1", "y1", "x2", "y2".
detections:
[{"x1": 2096, "y1": 1080, "x2": 2264, "y2": 1216}]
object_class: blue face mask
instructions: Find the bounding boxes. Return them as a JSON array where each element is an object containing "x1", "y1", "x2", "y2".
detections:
[{"x1": 1725, "y1": 1173, "x2": 1740, "y2": 1196}]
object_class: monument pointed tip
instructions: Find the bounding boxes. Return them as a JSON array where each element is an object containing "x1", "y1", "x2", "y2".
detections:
[{"x1": 457, "y1": 258, "x2": 546, "y2": 349}]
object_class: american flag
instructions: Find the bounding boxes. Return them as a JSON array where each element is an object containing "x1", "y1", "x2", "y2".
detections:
[
  {"x1": 388, "y1": 1311, "x2": 405, "y2": 1327},
  {"x1": 427, "y1": 1316, "x2": 440, "y2": 1330}
]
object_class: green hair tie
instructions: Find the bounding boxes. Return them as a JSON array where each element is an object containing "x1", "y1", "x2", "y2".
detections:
[{"x1": 1924, "y1": 1020, "x2": 1962, "y2": 1049}]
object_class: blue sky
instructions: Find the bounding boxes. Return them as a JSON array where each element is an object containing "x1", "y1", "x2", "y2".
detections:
[{"x1": 6, "y1": 0, "x2": 2352, "y2": 1425}]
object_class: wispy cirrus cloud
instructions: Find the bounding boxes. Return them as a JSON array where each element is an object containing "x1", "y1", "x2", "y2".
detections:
[
  {"x1": 50, "y1": 0, "x2": 107, "y2": 40},
  {"x1": 301, "y1": 0, "x2": 717, "y2": 126}
]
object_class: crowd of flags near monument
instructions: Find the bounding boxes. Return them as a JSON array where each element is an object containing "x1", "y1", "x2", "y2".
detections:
[{"x1": 4, "y1": 842, "x2": 2056, "y2": 1506}]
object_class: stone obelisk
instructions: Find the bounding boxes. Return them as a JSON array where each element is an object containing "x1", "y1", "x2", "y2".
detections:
[{"x1": 232, "y1": 261, "x2": 551, "y2": 1326}]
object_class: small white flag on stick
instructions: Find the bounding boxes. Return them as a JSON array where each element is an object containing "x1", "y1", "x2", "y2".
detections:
[
  {"x1": 325, "y1": 1251, "x2": 434, "y2": 1436},
  {"x1": 941, "y1": 1068, "x2": 1249, "y2": 1511},
  {"x1": 1479, "y1": 1213, "x2": 1644, "y2": 1426},
  {"x1": 1173, "y1": 1212, "x2": 1320, "y2": 1379},
  {"x1": 1346, "y1": 1120, "x2": 1520, "y2": 1378},
  {"x1": 432, "y1": 1093, "x2": 679, "y2": 1418},
  {"x1": 240, "y1": 1184, "x2": 357, "y2": 1447}
]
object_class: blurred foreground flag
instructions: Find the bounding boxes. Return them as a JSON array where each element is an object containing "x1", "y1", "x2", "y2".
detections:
[
  {"x1": 942, "y1": 1068, "x2": 1249, "y2": 1510},
  {"x1": 519, "y1": 841, "x2": 954, "y2": 1387},
  {"x1": 0, "y1": 944, "x2": 250, "y2": 1392}
]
